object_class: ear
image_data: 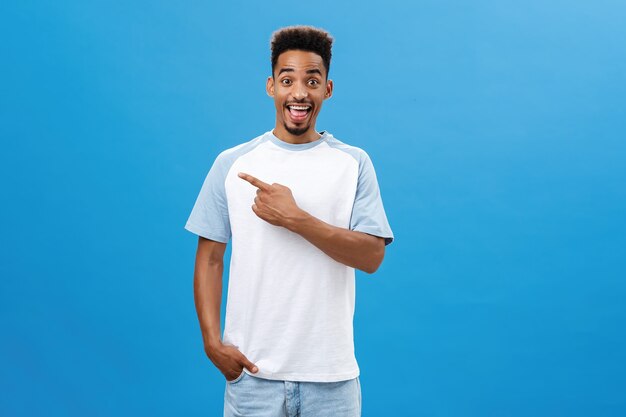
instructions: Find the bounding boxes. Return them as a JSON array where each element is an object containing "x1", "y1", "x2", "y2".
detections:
[
  {"x1": 266, "y1": 76, "x2": 275, "y2": 97},
  {"x1": 324, "y1": 79, "x2": 334, "y2": 100}
]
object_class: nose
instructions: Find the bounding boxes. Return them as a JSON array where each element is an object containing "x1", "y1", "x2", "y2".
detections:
[{"x1": 292, "y1": 81, "x2": 308, "y2": 100}]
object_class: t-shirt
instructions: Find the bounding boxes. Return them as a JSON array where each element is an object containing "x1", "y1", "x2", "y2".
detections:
[{"x1": 185, "y1": 130, "x2": 394, "y2": 382}]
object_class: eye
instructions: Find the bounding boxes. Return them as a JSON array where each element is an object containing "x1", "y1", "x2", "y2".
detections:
[
  {"x1": 308, "y1": 79, "x2": 319, "y2": 86},
  {"x1": 281, "y1": 78, "x2": 292, "y2": 85}
]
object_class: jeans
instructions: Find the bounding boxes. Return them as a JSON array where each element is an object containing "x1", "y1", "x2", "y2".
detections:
[{"x1": 224, "y1": 371, "x2": 361, "y2": 417}]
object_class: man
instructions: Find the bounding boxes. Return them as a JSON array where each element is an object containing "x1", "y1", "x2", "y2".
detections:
[{"x1": 185, "y1": 25, "x2": 394, "y2": 417}]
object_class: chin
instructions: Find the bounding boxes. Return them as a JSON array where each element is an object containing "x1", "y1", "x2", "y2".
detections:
[{"x1": 284, "y1": 122, "x2": 310, "y2": 136}]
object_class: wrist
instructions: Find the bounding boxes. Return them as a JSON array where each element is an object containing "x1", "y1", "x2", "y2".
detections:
[
  {"x1": 203, "y1": 333, "x2": 222, "y2": 351},
  {"x1": 284, "y1": 208, "x2": 312, "y2": 233}
]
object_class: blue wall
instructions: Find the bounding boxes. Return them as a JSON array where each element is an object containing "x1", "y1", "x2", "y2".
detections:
[{"x1": 1, "y1": 1, "x2": 625, "y2": 415}]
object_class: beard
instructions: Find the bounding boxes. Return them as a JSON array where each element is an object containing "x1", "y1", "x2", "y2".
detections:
[{"x1": 284, "y1": 121, "x2": 309, "y2": 136}]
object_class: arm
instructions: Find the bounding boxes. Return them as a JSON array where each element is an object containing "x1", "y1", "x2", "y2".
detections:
[
  {"x1": 286, "y1": 211, "x2": 385, "y2": 273},
  {"x1": 238, "y1": 172, "x2": 386, "y2": 273},
  {"x1": 193, "y1": 236, "x2": 258, "y2": 380}
]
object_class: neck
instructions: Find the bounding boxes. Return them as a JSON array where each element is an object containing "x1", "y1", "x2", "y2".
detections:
[{"x1": 272, "y1": 124, "x2": 321, "y2": 144}]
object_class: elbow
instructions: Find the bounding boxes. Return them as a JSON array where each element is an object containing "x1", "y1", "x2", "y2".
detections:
[
  {"x1": 361, "y1": 245, "x2": 385, "y2": 274},
  {"x1": 206, "y1": 257, "x2": 224, "y2": 269},
  {"x1": 362, "y1": 259, "x2": 382, "y2": 274},
  {"x1": 362, "y1": 265, "x2": 379, "y2": 274}
]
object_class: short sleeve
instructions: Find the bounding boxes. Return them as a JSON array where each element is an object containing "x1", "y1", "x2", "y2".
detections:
[
  {"x1": 184, "y1": 154, "x2": 231, "y2": 243},
  {"x1": 350, "y1": 152, "x2": 394, "y2": 245}
]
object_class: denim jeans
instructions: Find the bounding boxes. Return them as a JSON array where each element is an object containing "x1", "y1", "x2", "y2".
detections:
[{"x1": 224, "y1": 371, "x2": 361, "y2": 417}]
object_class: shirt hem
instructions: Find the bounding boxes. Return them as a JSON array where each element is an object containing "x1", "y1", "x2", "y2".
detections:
[
  {"x1": 351, "y1": 226, "x2": 394, "y2": 246},
  {"x1": 184, "y1": 222, "x2": 229, "y2": 243},
  {"x1": 244, "y1": 367, "x2": 360, "y2": 383}
]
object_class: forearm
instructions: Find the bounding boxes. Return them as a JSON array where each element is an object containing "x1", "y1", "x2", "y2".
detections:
[
  {"x1": 286, "y1": 210, "x2": 385, "y2": 273},
  {"x1": 193, "y1": 252, "x2": 223, "y2": 350},
  {"x1": 191, "y1": 238, "x2": 258, "y2": 378},
  {"x1": 236, "y1": 172, "x2": 386, "y2": 273}
]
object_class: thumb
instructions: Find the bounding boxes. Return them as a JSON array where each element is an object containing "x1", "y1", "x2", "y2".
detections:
[{"x1": 239, "y1": 354, "x2": 259, "y2": 373}]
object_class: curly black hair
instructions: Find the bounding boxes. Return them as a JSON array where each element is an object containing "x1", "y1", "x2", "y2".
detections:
[{"x1": 270, "y1": 25, "x2": 334, "y2": 79}]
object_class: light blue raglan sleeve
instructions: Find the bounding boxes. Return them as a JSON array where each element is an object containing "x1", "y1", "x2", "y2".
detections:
[
  {"x1": 184, "y1": 153, "x2": 231, "y2": 243},
  {"x1": 350, "y1": 152, "x2": 394, "y2": 245}
]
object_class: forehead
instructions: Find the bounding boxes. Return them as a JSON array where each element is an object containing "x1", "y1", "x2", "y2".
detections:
[{"x1": 275, "y1": 50, "x2": 326, "y2": 76}]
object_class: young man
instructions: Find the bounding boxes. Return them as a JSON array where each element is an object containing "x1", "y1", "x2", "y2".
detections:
[{"x1": 185, "y1": 25, "x2": 394, "y2": 416}]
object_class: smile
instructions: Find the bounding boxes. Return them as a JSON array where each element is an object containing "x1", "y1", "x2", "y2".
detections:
[{"x1": 286, "y1": 104, "x2": 311, "y2": 122}]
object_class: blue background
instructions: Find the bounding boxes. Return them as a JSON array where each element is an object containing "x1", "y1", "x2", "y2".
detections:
[{"x1": 2, "y1": 1, "x2": 625, "y2": 416}]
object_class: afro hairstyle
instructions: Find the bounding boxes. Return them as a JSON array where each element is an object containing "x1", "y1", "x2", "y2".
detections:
[{"x1": 270, "y1": 25, "x2": 333, "y2": 79}]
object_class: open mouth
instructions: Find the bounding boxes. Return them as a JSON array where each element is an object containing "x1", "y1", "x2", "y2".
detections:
[{"x1": 286, "y1": 104, "x2": 312, "y2": 122}]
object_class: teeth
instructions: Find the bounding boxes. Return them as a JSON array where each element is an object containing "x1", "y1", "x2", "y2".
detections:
[{"x1": 289, "y1": 105, "x2": 310, "y2": 110}]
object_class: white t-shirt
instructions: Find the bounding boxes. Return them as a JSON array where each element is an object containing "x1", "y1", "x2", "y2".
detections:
[{"x1": 185, "y1": 130, "x2": 393, "y2": 382}]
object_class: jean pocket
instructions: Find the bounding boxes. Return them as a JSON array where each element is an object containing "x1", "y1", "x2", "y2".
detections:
[{"x1": 226, "y1": 369, "x2": 246, "y2": 384}]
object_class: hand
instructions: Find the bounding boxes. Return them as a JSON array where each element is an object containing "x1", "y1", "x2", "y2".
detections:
[
  {"x1": 238, "y1": 172, "x2": 304, "y2": 228},
  {"x1": 205, "y1": 341, "x2": 258, "y2": 381}
]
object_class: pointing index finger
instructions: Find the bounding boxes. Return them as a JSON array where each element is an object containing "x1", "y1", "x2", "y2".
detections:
[{"x1": 238, "y1": 172, "x2": 271, "y2": 191}]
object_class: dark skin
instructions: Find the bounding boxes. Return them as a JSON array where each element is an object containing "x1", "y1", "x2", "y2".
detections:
[
  {"x1": 266, "y1": 49, "x2": 333, "y2": 144},
  {"x1": 193, "y1": 49, "x2": 386, "y2": 382}
]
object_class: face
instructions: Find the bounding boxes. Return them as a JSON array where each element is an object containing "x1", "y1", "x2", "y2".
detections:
[{"x1": 266, "y1": 50, "x2": 333, "y2": 140}]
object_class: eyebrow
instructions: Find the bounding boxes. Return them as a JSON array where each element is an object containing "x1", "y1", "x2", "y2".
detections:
[{"x1": 277, "y1": 68, "x2": 323, "y2": 76}]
